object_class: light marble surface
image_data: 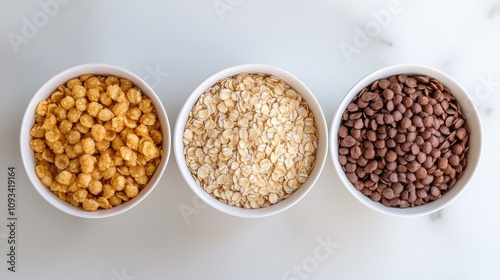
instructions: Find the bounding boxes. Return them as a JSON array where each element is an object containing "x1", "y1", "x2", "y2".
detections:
[{"x1": 1, "y1": 0, "x2": 499, "y2": 279}]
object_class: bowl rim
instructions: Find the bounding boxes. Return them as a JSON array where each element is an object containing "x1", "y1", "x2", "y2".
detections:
[
  {"x1": 174, "y1": 63, "x2": 328, "y2": 218},
  {"x1": 329, "y1": 63, "x2": 483, "y2": 217},
  {"x1": 20, "y1": 63, "x2": 171, "y2": 218}
]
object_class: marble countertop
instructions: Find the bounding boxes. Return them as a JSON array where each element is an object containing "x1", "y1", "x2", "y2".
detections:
[{"x1": 0, "y1": 0, "x2": 499, "y2": 279}]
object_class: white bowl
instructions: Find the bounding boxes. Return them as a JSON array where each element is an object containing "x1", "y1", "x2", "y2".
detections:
[
  {"x1": 20, "y1": 63, "x2": 171, "y2": 218},
  {"x1": 330, "y1": 64, "x2": 483, "y2": 217},
  {"x1": 175, "y1": 64, "x2": 328, "y2": 218}
]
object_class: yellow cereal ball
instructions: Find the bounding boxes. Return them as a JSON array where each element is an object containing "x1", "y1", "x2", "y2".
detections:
[
  {"x1": 50, "y1": 181, "x2": 66, "y2": 192},
  {"x1": 97, "y1": 153, "x2": 112, "y2": 171},
  {"x1": 88, "y1": 180, "x2": 103, "y2": 195},
  {"x1": 75, "y1": 122, "x2": 89, "y2": 134},
  {"x1": 135, "y1": 124, "x2": 149, "y2": 137},
  {"x1": 97, "y1": 197, "x2": 111, "y2": 209},
  {"x1": 112, "y1": 102, "x2": 129, "y2": 117},
  {"x1": 75, "y1": 97, "x2": 88, "y2": 112},
  {"x1": 105, "y1": 76, "x2": 119, "y2": 87},
  {"x1": 120, "y1": 78, "x2": 133, "y2": 92},
  {"x1": 30, "y1": 125, "x2": 46, "y2": 138},
  {"x1": 116, "y1": 191, "x2": 129, "y2": 202},
  {"x1": 119, "y1": 146, "x2": 135, "y2": 161},
  {"x1": 90, "y1": 169, "x2": 102, "y2": 181},
  {"x1": 123, "y1": 116, "x2": 137, "y2": 129},
  {"x1": 99, "y1": 93, "x2": 113, "y2": 107},
  {"x1": 86, "y1": 101, "x2": 103, "y2": 117},
  {"x1": 82, "y1": 199, "x2": 99, "y2": 211},
  {"x1": 47, "y1": 103, "x2": 57, "y2": 115},
  {"x1": 36, "y1": 100, "x2": 49, "y2": 116},
  {"x1": 140, "y1": 112, "x2": 156, "y2": 126},
  {"x1": 66, "y1": 78, "x2": 82, "y2": 89},
  {"x1": 124, "y1": 183, "x2": 139, "y2": 198},
  {"x1": 126, "y1": 88, "x2": 142, "y2": 104},
  {"x1": 54, "y1": 154, "x2": 70, "y2": 170},
  {"x1": 150, "y1": 130, "x2": 163, "y2": 145},
  {"x1": 98, "y1": 108, "x2": 114, "y2": 122},
  {"x1": 104, "y1": 130, "x2": 116, "y2": 142},
  {"x1": 102, "y1": 166, "x2": 116, "y2": 180},
  {"x1": 139, "y1": 141, "x2": 158, "y2": 158},
  {"x1": 109, "y1": 195, "x2": 122, "y2": 206},
  {"x1": 117, "y1": 166, "x2": 130, "y2": 176},
  {"x1": 72, "y1": 188, "x2": 88, "y2": 203},
  {"x1": 76, "y1": 173, "x2": 92, "y2": 188},
  {"x1": 139, "y1": 98, "x2": 153, "y2": 113},
  {"x1": 45, "y1": 128, "x2": 61, "y2": 143},
  {"x1": 79, "y1": 154, "x2": 97, "y2": 174},
  {"x1": 119, "y1": 127, "x2": 133, "y2": 139},
  {"x1": 114, "y1": 155, "x2": 124, "y2": 166},
  {"x1": 87, "y1": 88, "x2": 100, "y2": 102},
  {"x1": 126, "y1": 133, "x2": 139, "y2": 150},
  {"x1": 84, "y1": 76, "x2": 101, "y2": 89},
  {"x1": 145, "y1": 162, "x2": 157, "y2": 176},
  {"x1": 81, "y1": 137, "x2": 95, "y2": 154},
  {"x1": 136, "y1": 153, "x2": 147, "y2": 166},
  {"x1": 35, "y1": 164, "x2": 50, "y2": 178},
  {"x1": 30, "y1": 139, "x2": 46, "y2": 153},
  {"x1": 60, "y1": 96, "x2": 75, "y2": 110},
  {"x1": 59, "y1": 119, "x2": 73, "y2": 134},
  {"x1": 111, "y1": 116, "x2": 125, "y2": 132},
  {"x1": 111, "y1": 174, "x2": 125, "y2": 191},
  {"x1": 42, "y1": 149, "x2": 55, "y2": 163},
  {"x1": 102, "y1": 183, "x2": 115, "y2": 199},
  {"x1": 42, "y1": 113, "x2": 57, "y2": 130},
  {"x1": 134, "y1": 175, "x2": 149, "y2": 185},
  {"x1": 72, "y1": 85, "x2": 87, "y2": 99},
  {"x1": 129, "y1": 166, "x2": 145, "y2": 178},
  {"x1": 111, "y1": 137, "x2": 125, "y2": 151},
  {"x1": 66, "y1": 130, "x2": 81, "y2": 145},
  {"x1": 95, "y1": 140, "x2": 110, "y2": 152},
  {"x1": 55, "y1": 170, "x2": 73, "y2": 185},
  {"x1": 67, "y1": 159, "x2": 81, "y2": 173},
  {"x1": 53, "y1": 106, "x2": 67, "y2": 120},
  {"x1": 89, "y1": 124, "x2": 105, "y2": 142},
  {"x1": 127, "y1": 107, "x2": 142, "y2": 121},
  {"x1": 50, "y1": 91, "x2": 64, "y2": 103},
  {"x1": 80, "y1": 113, "x2": 95, "y2": 128},
  {"x1": 67, "y1": 108, "x2": 82, "y2": 123},
  {"x1": 49, "y1": 141, "x2": 65, "y2": 155},
  {"x1": 107, "y1": 84, "x2": 122, "y2": 101}
]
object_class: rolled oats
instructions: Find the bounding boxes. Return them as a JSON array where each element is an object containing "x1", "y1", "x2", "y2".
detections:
[{"x1": 184, "y1": 73, "x2": 318, "y2": 208}]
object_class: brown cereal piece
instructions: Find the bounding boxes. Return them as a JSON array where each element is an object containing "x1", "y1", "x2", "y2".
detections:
[
  {"x1": 54, "y1": 154, "x2": 70, "y2": 170},
  {"x1": 60, "y1": 96, "x2": 75, "y2": 110},
  {"x1": 30, "y1": 139, "x2": 46, "y2": 153},
  {"x1": 79, "y1": 113, "x2": 95, "y2": 128},
  {"x1": 36, "y1": 100, "x2": 49, "y2": 116},
  {"x1": 30, "y1": 74, "x2": 163, "y2": 211},
  {"x1": 90, "y1": 124, "x2": 106, "y2": 142},
  {"x1": 120, "y1": 78, "x2": 133, "y2": 93},
  {"x1": 98, "y1": 108, "x2": 114, "y2": 122},
  {"x1": 82, "y1": 199, "x2": 99, "y2": 211},
  {"x1": 124, "y1": 183, "x2": 139, "y2": 198},
  {"x1": 66, "y1": 78, "x2": 82, "y2": 89},
  {"x1": 109, "y1": 195, "x2": 122, "y2": 206},
  {"x1": 88, "y1": 180, "x2": 103, "y2": 195},
  {"x1": 127, "y1": 107, "x2": 142, "y2": 121}
]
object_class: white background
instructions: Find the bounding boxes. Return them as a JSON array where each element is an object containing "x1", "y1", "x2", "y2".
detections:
[{"x1": 1, "y1": 0, "x2": 499, "y2": 279}]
